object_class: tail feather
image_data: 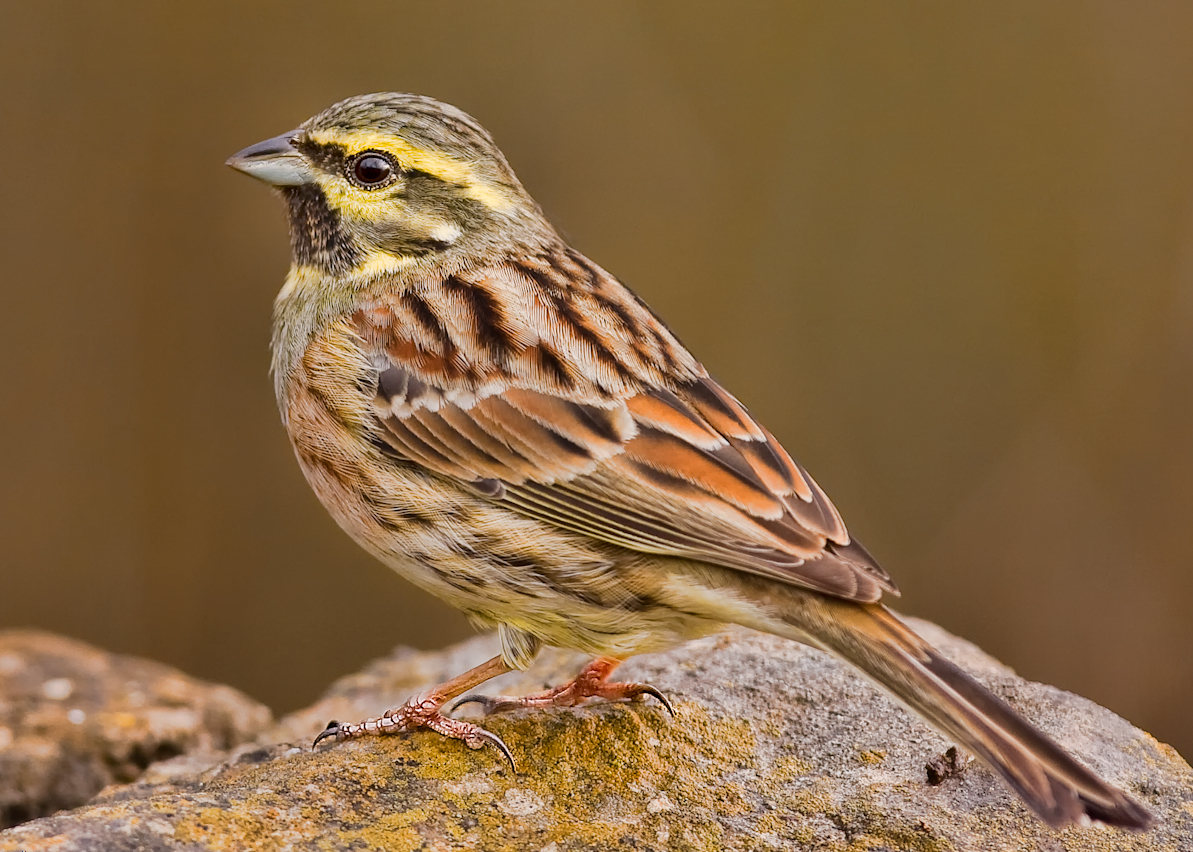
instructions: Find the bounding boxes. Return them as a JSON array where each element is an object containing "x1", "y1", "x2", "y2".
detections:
[
  {"x1": 914, "y1": 641, "x2": 1152, "y2": 829},
  {"x1": 783, "y1": 600, "x2": 1153, "y2": 830}
]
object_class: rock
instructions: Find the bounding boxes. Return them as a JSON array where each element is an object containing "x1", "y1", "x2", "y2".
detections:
[
  {"x1": 1, "y1": 620, "x2": 1190, "y2": 851},
  {"x1": 0, "y1": 630, "x2": 271, "y2": 829}
]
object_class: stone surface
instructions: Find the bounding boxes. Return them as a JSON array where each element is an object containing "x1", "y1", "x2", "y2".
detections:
[
  {"x1": 0, "y1": 629, "x2": 272, "y2": 828},
  {"x1": 1, "y1": 620, "x2": 1190, "y2": 851}
]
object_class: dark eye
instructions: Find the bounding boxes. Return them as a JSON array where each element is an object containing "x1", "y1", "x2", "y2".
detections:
[{"x1": 348, "y1": 151, "x2": 395, "y2": 188}]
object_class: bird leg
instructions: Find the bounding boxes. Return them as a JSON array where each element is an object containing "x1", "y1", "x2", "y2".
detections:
[
  {"x1": 453, "y1": 656, "x2": 674, "y2": 716},
  {"x1": 313, "y1": 654, "x2": 517, "y2": 770}
]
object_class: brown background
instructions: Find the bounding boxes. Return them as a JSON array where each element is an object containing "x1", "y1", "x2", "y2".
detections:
[{"x1": 1, "y1": 3, "x2": 1190, "y2": 760}]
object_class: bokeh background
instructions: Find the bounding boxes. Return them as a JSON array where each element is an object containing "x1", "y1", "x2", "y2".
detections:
[{"x1": 2, "y1": 3, "x2": 1190, "y2": 760}]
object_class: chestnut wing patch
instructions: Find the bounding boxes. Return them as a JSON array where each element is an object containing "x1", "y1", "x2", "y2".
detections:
[{"x1": 368, "y1": 355, "x2": 895, "y2": 602}]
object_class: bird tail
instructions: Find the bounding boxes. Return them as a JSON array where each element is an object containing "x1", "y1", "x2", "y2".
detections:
[{"x1": 771, "y1": 598, "x2": 1152, "y2": 830}]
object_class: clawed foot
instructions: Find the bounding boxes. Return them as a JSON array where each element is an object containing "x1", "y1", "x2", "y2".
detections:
[
  {"x1": 312, "y1": 694, "x2": 515, "y2": 770},
  {"x1": 310, "y1": 655, "x2": 672, "y2": 771},
  {"x1": 453, "y1": 657, "x2": 675, "y2": 717},
  {"x1": 311, "y1": 654, "x2": 516, "y2": 771}
]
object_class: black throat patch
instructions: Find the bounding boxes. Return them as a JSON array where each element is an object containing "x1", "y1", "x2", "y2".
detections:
[{"x1": 283, "y1": 184, "x2": 361, "y2": 275}]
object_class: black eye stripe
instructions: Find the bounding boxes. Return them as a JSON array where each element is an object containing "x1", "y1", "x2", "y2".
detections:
[
  {"x1": 294, "y1": 138, "x2": 347, "y2": 174},
  {"x1": 347, "y1": 150, "x2": 398, "y2": 189}
]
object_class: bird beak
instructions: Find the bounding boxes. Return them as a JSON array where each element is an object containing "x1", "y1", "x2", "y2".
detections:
[{"x1": 226, "y1": 130, "x2": 313, "y2": 187}]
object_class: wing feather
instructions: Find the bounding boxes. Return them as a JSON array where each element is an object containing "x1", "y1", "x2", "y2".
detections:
[{"x1": 352, "y1": 255, "x2": 897, "y2": 602}]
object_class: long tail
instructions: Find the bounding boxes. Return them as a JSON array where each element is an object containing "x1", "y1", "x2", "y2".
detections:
[{"x1": 769, "y1": 597, "x2": 1152, "y2": 830}]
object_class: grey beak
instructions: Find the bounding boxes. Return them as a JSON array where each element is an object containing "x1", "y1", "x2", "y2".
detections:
[{"x1": 226, "y1": 130, "x2": 313, "y2": 187}]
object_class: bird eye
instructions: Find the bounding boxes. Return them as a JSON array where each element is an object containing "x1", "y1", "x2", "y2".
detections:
[{"x1": 348, "y1": 151, "x2": 396, "y2": 188}]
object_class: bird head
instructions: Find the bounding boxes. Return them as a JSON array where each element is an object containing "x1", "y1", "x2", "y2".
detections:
[{"x1": 227, "y1": 93, "x2": 555, "y2": 281}]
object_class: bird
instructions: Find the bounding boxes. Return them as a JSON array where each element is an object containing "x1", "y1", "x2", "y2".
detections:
[{"x1": 226, "y1": 92, "x2": 1152, "y2": 831}]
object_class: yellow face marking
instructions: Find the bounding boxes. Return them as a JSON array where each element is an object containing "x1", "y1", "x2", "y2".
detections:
[
  {"x1": 351, "y1": 250, "x2": 418, "y2": 279},
  {"x1": 306, "y1": 128, "x2": 515, "y2": 211},
  {"x1": 314, "y1": 177, "x2": 422, "y2": 225},
  {"x1": 278, "y1": 252, "x2": 418, "y2": 298}
]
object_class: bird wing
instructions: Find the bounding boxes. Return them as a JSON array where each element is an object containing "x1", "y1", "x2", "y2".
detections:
[{"x1": 350, "y1": 250, "x2": 896, "y2": 602}]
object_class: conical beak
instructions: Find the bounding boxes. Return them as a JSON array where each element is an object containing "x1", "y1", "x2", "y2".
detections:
[{"x1": 226, "y1": 130, "x2": 313, "y2": 187}]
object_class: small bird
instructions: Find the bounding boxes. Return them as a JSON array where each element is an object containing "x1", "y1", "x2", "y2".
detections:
[{"x1": 227, "y1": 93, "x2": 1151, "y2": 830}]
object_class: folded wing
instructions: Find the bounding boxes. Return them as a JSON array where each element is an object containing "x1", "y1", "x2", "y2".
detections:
[{"x1": 351, "y1": 252, "x2": 896, "y2": 602}]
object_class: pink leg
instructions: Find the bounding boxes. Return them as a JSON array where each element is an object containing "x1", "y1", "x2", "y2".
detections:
[
  {"x1": 454, "y1": 657, "x2": 674, "y2": 716},
  {"x1": 313, "y1": 654, "x2": 517, "y2": 769}
]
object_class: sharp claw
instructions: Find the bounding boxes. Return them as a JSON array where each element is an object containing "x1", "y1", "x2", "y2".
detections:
[
  {"x1": 452, "y1": 694, "x2": 525, "y2": 716},
  {"x1": 638, "y1": 685, "x2": 676, "y2": 717},
  {"x1": 471, "y1": 727, "x2": 518, "y2": 774},
  {"x1": 450, "y1": 694, "x2": 493, "y2": 714},
  {"x1": 312, "y1": 720, "x2": 343, "y2": 749}
]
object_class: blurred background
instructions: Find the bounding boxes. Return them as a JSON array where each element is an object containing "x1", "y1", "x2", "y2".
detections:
[{"x1": 1, "y1": 3, "x2": 1190, "y2": 759}]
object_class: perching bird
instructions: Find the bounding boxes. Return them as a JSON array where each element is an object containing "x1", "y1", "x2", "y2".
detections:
[{"x1": 226, "y1": 92, "x2": 1152, "y2": 831}]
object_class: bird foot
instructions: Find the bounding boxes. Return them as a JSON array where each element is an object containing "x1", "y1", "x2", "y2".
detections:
[
  {"x1": 311, "y1": 654, "x2": 516, "y2": 771},
  {"x1": 453, "y1": 657, "x2": 675, "y2": 716}
]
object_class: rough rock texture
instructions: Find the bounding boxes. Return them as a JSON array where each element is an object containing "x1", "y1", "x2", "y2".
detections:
[
  {"x1": 1, "y1": 620, "x2": 1190, "y2": 851},
  {"x1": 0, "y1": 629, "x2": 271, "y2": 829}
]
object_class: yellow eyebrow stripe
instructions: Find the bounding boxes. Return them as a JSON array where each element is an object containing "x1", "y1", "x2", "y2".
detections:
[{"x1": 307, "y1": 128, "x2": 514, "y2": 211}]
